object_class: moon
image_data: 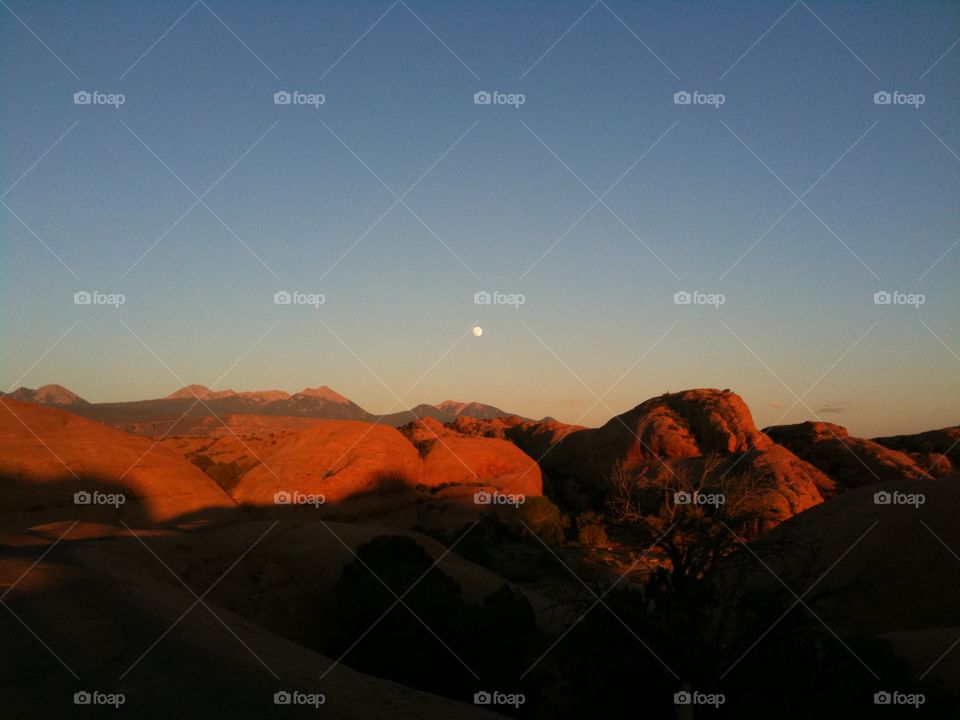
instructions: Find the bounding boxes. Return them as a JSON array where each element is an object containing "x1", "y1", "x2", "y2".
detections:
[{"x1": 472, "y1": 326, "x2": 483, "y2": 337}]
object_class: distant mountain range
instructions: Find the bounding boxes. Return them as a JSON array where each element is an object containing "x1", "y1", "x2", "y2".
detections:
[{"x1": 1, "y1": 383, "x2": 522, "y2": 432}]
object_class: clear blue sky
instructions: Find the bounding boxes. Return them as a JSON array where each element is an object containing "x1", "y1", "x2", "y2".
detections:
[{"x1": 2, "y1": 0, "x2": 958, "y2": 436}]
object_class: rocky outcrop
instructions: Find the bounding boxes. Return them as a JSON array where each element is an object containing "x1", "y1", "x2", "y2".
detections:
[
  {"x1": 454, "y1": 391, "x2": 829, "y2": 523},
  {"x1": 873, "y1": 426, "x2": 959, "y2": 478},
  {"x1": 445, "y1": 390, "x2": 834, "y2": 523},
  {"x1": 449, "y1": 415, "x2": 583, "y2": 461},
  {"x1": 765, "y1": 421, "x2": 929, "y2": 489},
  {"x1": 527, "y1": 390, "x2": 771, "y2": 482},
  {"x1": 229, "y1": 416, "x2": 543, "y2": 508},
  {"x1": 232, "y1": 421, "x2": 422, "y2": 505},
  {"x1": 398, "y1": 418, "x2": 542, "y2": 498},
  {"x1": 613, "y1": 389, "x2": 773, "y2": 458}
]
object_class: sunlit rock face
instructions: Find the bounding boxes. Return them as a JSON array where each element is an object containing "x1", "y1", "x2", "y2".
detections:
[
  {"x1": 398, "y1": 417, "x2": 542, "y2": 497},
  {"x1": 0, "y1": 398, "x2": 235, "y2": 528}
]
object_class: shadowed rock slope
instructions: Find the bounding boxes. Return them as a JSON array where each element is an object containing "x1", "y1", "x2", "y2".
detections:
[{"x1": 0, "y1": 521, "x2": 506, "y2": 719}]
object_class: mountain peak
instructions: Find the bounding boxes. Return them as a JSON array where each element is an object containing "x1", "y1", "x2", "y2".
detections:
[
  {"x1": 294, "y1": 386, "x2": 350, "y2": 404},
  {"x1": 165, "y1": 385, "x2": 237, "y2": 400},
  {"x1": 432, "y1": 400, "x2": 512, "y2": 420},
  {"x1": 5, "y1": 384, "x2": 88, "y2": 405}
]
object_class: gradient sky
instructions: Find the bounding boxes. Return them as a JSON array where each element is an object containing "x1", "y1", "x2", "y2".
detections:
[{"x1": 2, "y1": 0, "x2": 958, "y2": 436}]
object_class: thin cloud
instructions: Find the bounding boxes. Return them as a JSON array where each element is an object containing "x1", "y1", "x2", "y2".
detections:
[{"x1": 818, "y1": 402, "x2": 852, "y2": 415}]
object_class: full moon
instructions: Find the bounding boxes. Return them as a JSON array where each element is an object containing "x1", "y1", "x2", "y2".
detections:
[{"x1": 472, "y1": 326, "x2": 483, "y2": 337}]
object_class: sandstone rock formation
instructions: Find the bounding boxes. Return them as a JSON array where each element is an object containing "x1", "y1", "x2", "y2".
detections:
[
  {"x1": 765, "y1": 421, "x2": 929, "y2": 489},
  {"x1": 565, "y1": 391, "x2": 828, "y2": 517},
  {"x1": 398, "y1": 418, "x2": 542, "y2": 498},
  {"x1": 873, "y1": 425, "x2": 959, "y2": 478},
  {"x1": 0, "y1": 399, "x2": 235, "y2": 528},
  {"x1": 449, "y1": 415, "x2": 583, "y2": 461},
  {"x1": 456, "y1": 390, "x2": 833, "y2": 523},
  {"x1": 231, "y1": 421, "x2": 422, "y2": 506}
]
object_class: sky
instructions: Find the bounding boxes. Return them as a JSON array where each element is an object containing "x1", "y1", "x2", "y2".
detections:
[{"x1": 1, "y1": 0, "x2": 958, "y2": 437}]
